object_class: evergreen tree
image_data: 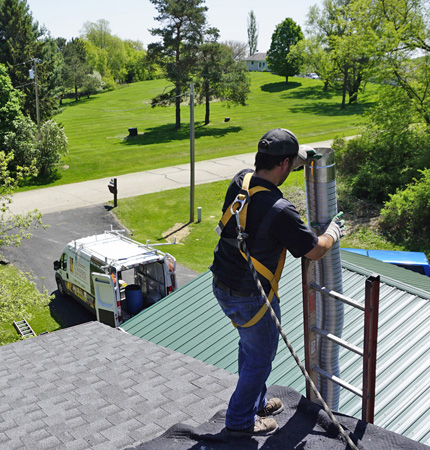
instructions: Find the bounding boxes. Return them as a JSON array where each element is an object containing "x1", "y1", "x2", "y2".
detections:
[
  {"x1": 0, "y1": 0, "x2": 41, "y2": 115},
  {"x1": 247, "y1": 10, "x2": 258, "y2": 56},
  {"x1": 149, "y1": 0, "x2": 208, "y2": 129},
  {"x1": 267, "y1": 18, "x2": 304, "y2": 83},
  {"x1": 0, "y1": 0, "x2": 59, "y2": 119},
  {"x1": 36, "y1": 37, "x2": 63, "y2": 118},
  {"x1": 62, "y1": 38, "x2": 92, "y2": 101}
]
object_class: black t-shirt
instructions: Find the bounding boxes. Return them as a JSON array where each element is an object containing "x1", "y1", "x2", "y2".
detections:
[{"x1": 210, "y1": 169, "x2": 318, "y2": 294}]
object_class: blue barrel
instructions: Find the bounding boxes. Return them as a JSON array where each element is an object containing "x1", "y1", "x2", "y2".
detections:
[{"x1": 125, "y1": 284, "x2": 143, "y2": 315}]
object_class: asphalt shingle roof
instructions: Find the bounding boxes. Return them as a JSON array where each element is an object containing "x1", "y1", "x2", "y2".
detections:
[{"x1": 0, "y1": 321, "x2": 236, "y2": 450}]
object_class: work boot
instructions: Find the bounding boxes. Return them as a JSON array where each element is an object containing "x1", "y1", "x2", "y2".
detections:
[
  {"x1": 226, "y1": 417, "x2": 279, "y2": 436},
  {"x1": 257, "y1": 398, "x2": 284, "y2": 417}
]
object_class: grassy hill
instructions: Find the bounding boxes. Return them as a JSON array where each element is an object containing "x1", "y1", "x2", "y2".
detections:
[{"x1": 49, "y1": 72, "x2": 376, "y2": 187}]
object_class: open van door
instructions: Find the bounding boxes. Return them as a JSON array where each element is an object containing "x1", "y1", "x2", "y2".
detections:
[{"x1": 92, "y1": 273, "x2": 118, "y2": 327}]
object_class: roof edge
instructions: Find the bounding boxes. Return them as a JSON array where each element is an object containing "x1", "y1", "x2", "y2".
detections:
[{"x1": 341, "y1": 252, "x2": 430, "y2": 301}]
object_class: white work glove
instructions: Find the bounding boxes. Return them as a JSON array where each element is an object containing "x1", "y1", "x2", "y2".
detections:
[
  {"x1": 323, "y1": 212, "x2": 346, "y2": 243},
  {"x1": 292, "y1": 145, "x2": 322, "y2": 170}
]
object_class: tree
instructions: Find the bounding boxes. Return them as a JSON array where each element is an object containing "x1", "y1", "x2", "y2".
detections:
[
  {"x1": 0, "y1": 63, "x2": 23, "y2": 147},
  {"x1": 306, "y1": 0, "x2": 380, "y2": 108},
  {"x1": 124, "y1": 40, "x2": 156, "y2": 82},
  {"x1": 195, "y1": 39, "x2": 250, "y2": 124},
  {"x1": 81, "y1": 20, "x2": 128, "y2": 85},
  {"x1": 348, "y1": 0, "x2": 430, "y2": 119},
  {"x1": 0, "y1": 0, "x2": 63, "y2": 120},
  {"x1": 62, "y1": 38, "x2": 92, "y2": 101},
  {"x1": 37, "y1": 37, "x2": 64, "y2": 116},
  {"x1": 289, "y1": 37, "x2": 331, "y2": 88},
  {"x1": 0, "y1": 0, "x2": 47, "y2": 118},
  {"x1": 149, "y1": 0, "x2": 208, "y2": 129},
  {"x1": 221, "y1": 40, "x2": 248, "y2": 61},
  {"x1": 247, "y1": 10, "x2": 258, "y2": 56},
  {"x1": 267, "y1": 18, "x2": 304, "y2": 83},
  {"x1": 81, "y1": 19, "x2": 111, "y2": 49},
  {"x1": 0, "y1": 0, "x2": 39, "y2": 85}
]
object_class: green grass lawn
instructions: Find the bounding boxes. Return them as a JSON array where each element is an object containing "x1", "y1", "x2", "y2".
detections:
[{"x1": 33, "y1": 72, "x2": 376, "y2": 188}]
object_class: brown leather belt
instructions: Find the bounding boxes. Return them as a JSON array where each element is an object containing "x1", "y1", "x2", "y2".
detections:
[{"x1": 214, "y1": 277, "x2": 258, "y2": 297}]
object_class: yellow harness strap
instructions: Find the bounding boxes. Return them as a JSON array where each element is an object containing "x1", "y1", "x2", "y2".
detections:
[
  {"x1": 217, "y1": 172, "x2": 287, "y2": 328},
  {"x1": 233, "y1": 247, "x2": 286, "y2": 328},
  {"x1": 217, "y1": 173, "x2": 269, "y2": 235}
]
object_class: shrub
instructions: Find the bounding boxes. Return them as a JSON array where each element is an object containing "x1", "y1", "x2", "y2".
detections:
[
  {"x1": 0, "y1": 269, "x2": 52, "y2": 326},
  {"x1": 379, "y1": 169, "x2": 430, "y2": 249},
  {"x1": 38, "y1": 120, "x2": 68, "y2": 176},
  {"x1": 334, "y1": 129, "x2": 430, "y2": 203},
  {"x1": 3, "y1": 117, "x2": 37, "y2": 171},
  {"x1": 3, "y1": 117, "x2": 68, "y2": 177}
]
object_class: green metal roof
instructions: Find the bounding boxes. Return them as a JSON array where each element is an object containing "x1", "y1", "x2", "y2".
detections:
[{"x1": 122, "y1": 250, "x2": 430, "y2": 446}]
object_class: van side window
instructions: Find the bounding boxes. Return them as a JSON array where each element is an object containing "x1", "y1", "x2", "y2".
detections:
[{"x1": 61, "y1": 253, "x2": 67, "y2": 270}]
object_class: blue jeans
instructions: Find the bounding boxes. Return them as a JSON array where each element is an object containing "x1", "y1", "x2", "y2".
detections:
[{"x1": 213, "y1": 280, "x2": 281, "y2": 430}]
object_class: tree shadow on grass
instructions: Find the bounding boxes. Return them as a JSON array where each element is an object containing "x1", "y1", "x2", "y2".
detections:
[
  {"x1": 120, "y1": 121, "x2": 243, "y2": 147},
  {"x1": 60, "y1": 96, "x2": 99, "y2": 108},
  {"x1": 19, "y1": 170, "x2": 63, "y2": 188},
  {"x1": 260, "y1": 81, "x2": 302, "y2": 93},
  {"x1": 283, "y1": 85, "x2": 338, "y2": 100},
  {"x1": 290, "y1": 100, "x2": 376, "y2": 117}
]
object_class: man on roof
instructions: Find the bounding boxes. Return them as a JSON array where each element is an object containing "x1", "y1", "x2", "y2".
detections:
[{"x1": 210, "y1": 128, "x2": 345, "y2": 436}]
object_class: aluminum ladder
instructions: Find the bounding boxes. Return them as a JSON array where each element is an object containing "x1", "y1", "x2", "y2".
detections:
[
  {"x1": 302, "y1": 257, "x2": 380, "y2": 423},
  {"x1": 14, "y1": 318, "x2": 36, "y2": 339}
]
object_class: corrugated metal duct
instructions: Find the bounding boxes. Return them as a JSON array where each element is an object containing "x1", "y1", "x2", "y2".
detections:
[{"x1": 305, "y1": 147, "x2": 344, "y2": 411}]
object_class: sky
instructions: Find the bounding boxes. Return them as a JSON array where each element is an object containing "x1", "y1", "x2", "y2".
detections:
[{"x1": 26, "y1": 0, "x2": 322, "y2": 52}]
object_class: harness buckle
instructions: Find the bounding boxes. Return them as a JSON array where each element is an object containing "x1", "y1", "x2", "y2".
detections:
[{"x1": 230, "y1": 190, "x2": 250, "y2": 216}]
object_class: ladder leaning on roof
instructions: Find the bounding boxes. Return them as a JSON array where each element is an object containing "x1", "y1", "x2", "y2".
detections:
[
  {"x1": 14, "y1": 318, "x2": 36, "y2": 339},
  {"x1": 302, "y1": 257, "x2": 380, "y2": 423}
]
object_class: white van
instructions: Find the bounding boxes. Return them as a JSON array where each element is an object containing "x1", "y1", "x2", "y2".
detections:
[{"x1": 53, "y1": 231, "x2": 177, "y2": 327}]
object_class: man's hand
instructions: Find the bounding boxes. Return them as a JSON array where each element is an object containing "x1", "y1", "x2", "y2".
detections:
[
  {"x1": 323, "y1": 212, "x2": 346, "y2": 243},
  {"x1": 293, "y1": 145, "x2": 322, "y2": 170}
]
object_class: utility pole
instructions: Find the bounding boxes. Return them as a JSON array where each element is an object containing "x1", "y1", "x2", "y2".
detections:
[
  {"x1": 29, "y1": 59, "x2": 41, "y2": 135},
  {"x1": 190, "y1": 83, "x2": 195, "y2": 223}
]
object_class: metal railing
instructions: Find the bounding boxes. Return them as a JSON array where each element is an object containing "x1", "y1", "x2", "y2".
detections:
[{"x1": 302, "y1": 257, "x2": 380, "y2": 423}]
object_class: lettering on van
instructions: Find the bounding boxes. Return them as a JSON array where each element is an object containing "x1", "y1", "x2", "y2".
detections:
[{"x1": 70, "y1": 257, "x2": 88, "y2": 282}]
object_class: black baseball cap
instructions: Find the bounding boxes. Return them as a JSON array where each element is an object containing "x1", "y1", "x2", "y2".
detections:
[{"x1": 258, "y1": 128, "x2": 300, "y2": 156}]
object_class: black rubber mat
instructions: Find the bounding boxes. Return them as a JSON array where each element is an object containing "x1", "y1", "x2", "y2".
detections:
[{"x1": 132, "y1": 385, "x2": 429, "y2": 450}]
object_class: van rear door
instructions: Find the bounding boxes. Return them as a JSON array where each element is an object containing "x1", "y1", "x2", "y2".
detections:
[{"x1": 92, "y1": 273, "x2": 118, "y2": 327}]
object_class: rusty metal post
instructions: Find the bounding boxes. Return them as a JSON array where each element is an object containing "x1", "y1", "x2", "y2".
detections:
[
  {"x1": 302, "y1": 257, "x2": 319, "y2": 402},
  {"x1": 362, "y1": 274, "x2": 380, "y2": 423}
]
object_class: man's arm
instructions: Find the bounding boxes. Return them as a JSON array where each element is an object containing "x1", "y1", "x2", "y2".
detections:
[{"x1": 305, "y1": 234, "x2": 335, "y2": 261}]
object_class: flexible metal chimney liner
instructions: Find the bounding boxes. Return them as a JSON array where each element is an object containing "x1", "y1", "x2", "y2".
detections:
[{"x1": 305, "y1": 147, "x2": 344, "y2": 411}]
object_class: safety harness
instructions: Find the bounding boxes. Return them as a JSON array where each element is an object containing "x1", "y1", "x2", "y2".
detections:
[{"x1": 216, "y1": 172, "x2": 287, "y2": 328}]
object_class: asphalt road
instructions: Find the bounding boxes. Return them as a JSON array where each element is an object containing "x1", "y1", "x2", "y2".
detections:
[{"x1": 2, "y1": 205, "x2": 199, "y2": 328}]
